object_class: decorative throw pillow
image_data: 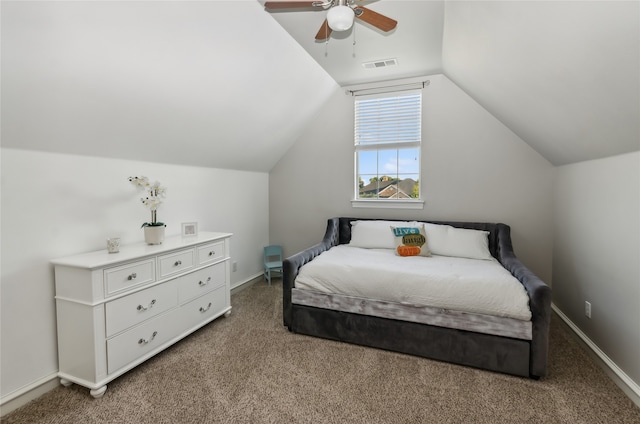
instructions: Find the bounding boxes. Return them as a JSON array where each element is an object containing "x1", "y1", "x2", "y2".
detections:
[
  {"x1": 349, "y1": 220, "x2": 419, "y2": 249},
  {"x1": 391, "y1": 225, "x2": 431, "y2": 257}
]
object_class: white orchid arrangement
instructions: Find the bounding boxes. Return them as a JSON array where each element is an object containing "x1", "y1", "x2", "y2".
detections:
[{"x1": 128, "y1": 176, "x2": 167, "y2": 227}]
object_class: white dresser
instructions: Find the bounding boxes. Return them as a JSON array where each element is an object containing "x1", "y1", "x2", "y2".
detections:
[{"x1": 52, "y1": 232, "x2": 232, "y2": 398}]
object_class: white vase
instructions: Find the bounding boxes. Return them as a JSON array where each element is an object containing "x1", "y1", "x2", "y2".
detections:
[{"x1": 144, "y1": 225, "x2": 165, "y2": 245}]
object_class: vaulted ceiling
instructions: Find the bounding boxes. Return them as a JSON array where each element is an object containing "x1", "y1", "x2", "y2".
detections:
[
  {"x1": 2, "y1": 1, "x2": 638, "y2": 170},
  {"x1": 1, "y1": 1, "x2": 338, "y2": 172},
  {"x1": 264, "y1": 0, "x2": 639, "y2": 166},
  {"x1": 442, "y1": 1, "x2": 639, "y2": 166}
]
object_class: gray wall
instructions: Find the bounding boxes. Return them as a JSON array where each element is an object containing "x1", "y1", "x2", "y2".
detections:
[
  {"x1": 270, "y1": 74, "x2": 555, "y2": 284},
  {"x1": 553, "y1": 151, "x2": 640, "y2": 387}
]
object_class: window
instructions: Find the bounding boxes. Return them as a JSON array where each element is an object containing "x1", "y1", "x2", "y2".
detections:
[{"x1": 354, "y1": 90, "x2": 422, "y2": 203}]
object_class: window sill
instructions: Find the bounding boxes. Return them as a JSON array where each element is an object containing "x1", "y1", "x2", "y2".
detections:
[{"x1": 351, "y1": 199, "x2": 424, "y2": 210}]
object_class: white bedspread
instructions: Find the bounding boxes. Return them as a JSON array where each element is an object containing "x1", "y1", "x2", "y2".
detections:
[{"x1": 295, "y1": 245, "x2": 532, "y2": 321}]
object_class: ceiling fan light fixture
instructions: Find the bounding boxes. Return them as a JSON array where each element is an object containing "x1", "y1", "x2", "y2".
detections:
[{"x1": 327, "y1": 5, "x2": 354, "y2": 31}]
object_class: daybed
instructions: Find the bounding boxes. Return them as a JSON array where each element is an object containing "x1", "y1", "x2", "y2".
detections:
[{"x1": 283, "y1": 217, "x2": 551, "y2": 379}]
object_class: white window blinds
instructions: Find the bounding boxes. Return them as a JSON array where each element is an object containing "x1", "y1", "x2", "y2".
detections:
[{"x1": 354, "y1": 90, "x2": 422, "y2": 147}]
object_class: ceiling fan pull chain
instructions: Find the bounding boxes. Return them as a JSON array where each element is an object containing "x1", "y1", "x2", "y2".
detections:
[
  {"x1": 352, "y1": 22, "x2": 357, "y2": 57},
  {"x1": 325, "y1": 33, "x2": 329, "y2": 57}
]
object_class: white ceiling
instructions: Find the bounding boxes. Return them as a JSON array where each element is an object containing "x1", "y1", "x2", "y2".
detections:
[
  {"x1": 262, "y1": 0, "x2": 444, "y2": 86},
  {"x1": 442, "y1": 1, "x2": 640, "y2": 166},
  {"x1": 263, "y1": 0, "x2": 640, "y2": 166},
  {"x1": 1, "y1": 1, "x2": 338, "y2": 172},
  {"x1": 2, "y1": 1, "x2": 639, "y2": 170}
]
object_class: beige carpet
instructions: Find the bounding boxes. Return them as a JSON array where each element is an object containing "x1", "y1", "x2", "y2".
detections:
[{"x1": 3, "y1": 280, "x2": 639, "y2": 424}]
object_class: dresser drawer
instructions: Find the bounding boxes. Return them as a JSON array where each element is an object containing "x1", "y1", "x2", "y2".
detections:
[
  {"x1": 106, "y1": 308, "x2": 183, "y2": 374},
  {"x1": 197, "y1": 241, "x2": 225, "y2": 265},
  {"x1": 105, "y1": 280, "x2": 178, "y2": 337},
  {"x1": 181, "y1": 286, "x2": 228, "y2": 331},
  {"x1": 104, "y1": 259, "x2": 156, "y2": 295},
  {"x1": 178, "y1": 263, "x2": 226, "y2": 303},
  {"x1": 158, "y1": 249, "x2": 195, "y2": 279}
]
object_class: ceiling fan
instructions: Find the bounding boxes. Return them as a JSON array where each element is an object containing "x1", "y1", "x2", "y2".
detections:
[{"x1": 264, "y1": 0, "x2": 397, "y2": 41}]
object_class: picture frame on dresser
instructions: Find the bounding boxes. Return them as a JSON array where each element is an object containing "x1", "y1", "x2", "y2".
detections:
[
  {"x1": 181, "y1": 222, "x2": 198, "y2": 237},
  {"x1": 51, "y1": 231, "x2": 232, "y2": 398}
]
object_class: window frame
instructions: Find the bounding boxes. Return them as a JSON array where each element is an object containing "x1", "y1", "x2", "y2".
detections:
[{"x1": 352, "y1": 88, "x2": 424, "y2": 209}]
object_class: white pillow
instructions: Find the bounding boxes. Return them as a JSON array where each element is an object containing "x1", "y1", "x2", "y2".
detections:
[
  {"x1": 349, "y1": 220, "x2": 419, "y2": 249},
  {"x1": 422, "y1": 223, "x2": 493, "y2": 260}
]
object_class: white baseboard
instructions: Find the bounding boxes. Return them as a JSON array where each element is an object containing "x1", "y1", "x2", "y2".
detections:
[
  {"x1": 230, "y1": 273, "x2": 265, "y2": 294},
  {"x1": 0, "y1": 373, "x2": 59, "y2": 417},
  {"x1": 552, "y1": 303, "x2": 640, "y2": 408}
]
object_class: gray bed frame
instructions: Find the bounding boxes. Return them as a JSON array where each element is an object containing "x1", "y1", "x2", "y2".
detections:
[{"x1": 283, "y1": 218, "x2": 552, "y2": 379}]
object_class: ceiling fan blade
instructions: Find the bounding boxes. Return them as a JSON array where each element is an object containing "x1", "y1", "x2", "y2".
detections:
[
  {"x1": 264, "y1": 1, "x2": 320, "y2": 10},
  {"x1": 354, "y1": 6, "x2": 397, "y2": 32},
  {"x1": 315, "y1": 19, "x2": 333, "y2": 40}
]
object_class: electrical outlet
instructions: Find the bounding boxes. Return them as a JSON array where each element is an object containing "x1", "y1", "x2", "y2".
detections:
[
  {"x1": 585, "y1": 301, "x2": 592, "y2": 318},
  {"x1": 232, "y1": 261, "x2": 238, "y2": 272}
]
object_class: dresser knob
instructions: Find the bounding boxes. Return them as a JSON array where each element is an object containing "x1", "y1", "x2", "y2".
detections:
[
  {"x1": 198, "y1": 277, "x2": 212, "y2": 287},
  {"x1": 138, "y1": 331, "x2": 158, "y2": 345},
  {"x1": 208, "y1": 251, "x2": 215, "y2": 256},
  {"x1": 127, "y1": 273, "x2": 137, "y2": 281},
  {"x1": 136, "y1": 299, "x2": 156, "y2": 311},
  {"x1": 199, "y1": 302, "x2": 212, "y2": 313},
  {"x1": 174, "y1": 260, "x2": 182, "y2": 266}
]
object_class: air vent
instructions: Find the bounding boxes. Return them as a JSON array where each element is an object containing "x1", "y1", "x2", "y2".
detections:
[{"x1": 362, "y1": 58, "x2": 398, "y2": 69}]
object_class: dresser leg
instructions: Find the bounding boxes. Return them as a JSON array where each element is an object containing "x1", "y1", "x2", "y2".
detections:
[
  {"x1": 60, "y1": 378, "x2": 73, "y2": 387},
  {"x1": 224, "y1": 310, "x2": 231, "y2": 318},
  {"x1": 90, "y1": 385, "x2": 107, "y2": 398}
]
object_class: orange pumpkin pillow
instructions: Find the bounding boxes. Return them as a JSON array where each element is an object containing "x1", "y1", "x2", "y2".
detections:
[{"x1": 391, "y1": 225, "x2": 431, "y2": 257}]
